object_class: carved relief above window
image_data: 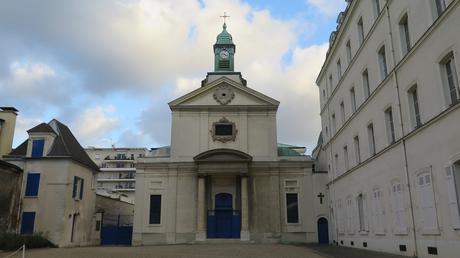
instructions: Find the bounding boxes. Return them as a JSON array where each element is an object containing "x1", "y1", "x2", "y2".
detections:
[
  {"x1": 211, "y1": 117, "x2": 237, "y2": 142},
  {"x1": 213, "y1": 84, "x2": 235, "y2": 105}
]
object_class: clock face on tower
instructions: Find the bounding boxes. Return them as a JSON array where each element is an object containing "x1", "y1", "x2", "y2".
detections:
[{"x1": 219, "y1": 50, "x2": 229, "y2": 59}]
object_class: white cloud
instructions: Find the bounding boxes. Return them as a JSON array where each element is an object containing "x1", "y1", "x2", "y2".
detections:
[
  {"x1": 74, "y1": 105, "x2": 120, "y2": 146},
  {"x1": 1, "y1": 0, "x2": 331, "y2": 152},
  {"x1": 306, "y1": 0, "x2": 346, "y2": 16}
]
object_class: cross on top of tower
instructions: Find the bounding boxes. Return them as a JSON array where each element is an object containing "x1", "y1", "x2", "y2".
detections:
[{"x1": 220, "y1": 12, "x2": 230, "y2": 24}]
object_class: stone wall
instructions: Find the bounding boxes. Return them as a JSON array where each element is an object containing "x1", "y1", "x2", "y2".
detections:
[{"x1": 0, "y1": 160, "x2": 22, "y2": 233}]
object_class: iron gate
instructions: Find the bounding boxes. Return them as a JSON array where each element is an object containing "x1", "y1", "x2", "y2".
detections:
[{"x1": 100, "y1": 214, "x2": 133, "y2": 245}]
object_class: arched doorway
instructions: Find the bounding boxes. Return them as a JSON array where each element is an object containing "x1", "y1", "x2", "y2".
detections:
[{"x1": 317, "y1": 217, "x2": 329, "y2": 244}]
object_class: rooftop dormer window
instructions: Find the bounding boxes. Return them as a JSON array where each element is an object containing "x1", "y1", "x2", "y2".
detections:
[{"x1": 31, "y1": 139, "x2": 45, "y2": 157}]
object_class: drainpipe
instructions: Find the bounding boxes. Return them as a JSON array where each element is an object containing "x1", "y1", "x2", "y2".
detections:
[{"x1": 385, "y1": 3, "x2": 418, "y2": 257}]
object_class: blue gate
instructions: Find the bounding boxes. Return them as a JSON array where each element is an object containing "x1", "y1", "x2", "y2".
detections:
[
  {"x1": 207, "y1": 193, "x2": 240, "y2": 238},
  {"x1": 101, "y1": 214, "x2": 133, "y2": 245},
  {"x1": 317, "y1": 217, "x2": 329, "y2": 244}
]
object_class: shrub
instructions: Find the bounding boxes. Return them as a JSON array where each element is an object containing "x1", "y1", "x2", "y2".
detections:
[{"x1": 0, "y1": 233, "x2": 55, "y2": 251}]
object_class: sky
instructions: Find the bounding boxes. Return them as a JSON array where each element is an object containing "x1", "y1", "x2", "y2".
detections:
[{"x1": 0, "y1": 0, "x2": 346, "y2": 154}]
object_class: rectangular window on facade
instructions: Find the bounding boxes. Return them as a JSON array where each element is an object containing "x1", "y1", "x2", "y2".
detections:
[
  {"x1": 343, "y1": 146, "x2": 349, "y2": 171},
  {"x1": 334, "y1": 153, "x2": 339, "y2": 175},
  {"x1": 435, "y1": 0, "x2": 447, "y2": 17},
  {"x1": 378, "y1": 45, "x2": 388, "y2": 80},
  {"x1": 417, "y1": 170, "x2": 439, "y2": 231},
  {"x1": 337, "y1": 59, "x2": 342, "y2": 78},
  {"x1": 373, "y1": 0, "x2": 381, "y2": 18},
  {"x1": 392, "y1": 181, "x2": 407, "y2": 232},
  {"x1": 72, "y1": 176, "x2": 84, "y2": 200},
  {"x1": 329, "y1": 74, "x2": 333, "y2": 92},
  {"x1": 408, "y1": 85, "x2": 422, "y2": 128},
  {"x1": 354, "y1": 136, "x2": 361, "y2": 164},
  {"x1": 331, "y1": 114, "x2": 337, "y2": 134},
  {"x1": 372, "y1": 188, "x2": 384, "y2": 233},
  {"x1": 340, "y1": 101, "x2": 345, "y2": 125},
  {"x1": 350, "y1": 87, "x2": 357, "y2": 112},
  {"x1": 445, "y1": 162, "x2": 460, "y2": 228},
  {"x1": 149, "y1": 195, "x2": 162, "y2": 224},
  {"x1": 347, "y1": 198, "x2": 354, "y2": 233},
  {"x1": 286, "y1": 193, "x2": 299, "y2": 223},
  {"x1": 358, "y1": 17, "x2": 364, "y2": 45},
  {"x1": 357, "y1": 194, "x2": 366, "y2": 231},
  {"x1": 338, "y1": 199, "x2": 345, "y2": 234},
  {"x1": 385, "y1": 107, "x2": 396, "y2": 144},
  {"x1": 362, "y1": 69, "x2": 370, "y2": 99},
  {"x1": 441, "y1": 53, "x2": 459, "y2": 106},
  {"x1": 31, "y1": 139, "x2": 45, "y2": 158},
  {"x1": 399, "y1": 14, "x2": 411, "y2": 55},
  {"x1": 25, "y1": 173, "x2": 40, "y2": 197},
  {"x1": 367, "y1": 123, "x2": 376, "y2": 156},
  {"x1": 346, "y1": 40, "x2": 352, "y2": 64},
  {"x1": 20, "y1": 212, "x2": 36, "y2": 235}
]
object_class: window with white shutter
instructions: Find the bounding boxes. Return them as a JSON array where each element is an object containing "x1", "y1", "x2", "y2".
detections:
[
  {"x1": 338, "y1": 199, "x2": 345, "y2": 234},
  {"x1": 391, "y1": 180, "x2": 407, "y2": 234},
  {"x1": 346, "y1": 197, "x2": 354, "y2": 234},
  {"x1": 372, "y1": 188, "x2": 385, "y2": 234},
  {"x1": 445, "y1": 164, "x2": 460, "y2": 229},
  {"x1": 416, "y1": 169, "x2": 439, "y2": 232}
]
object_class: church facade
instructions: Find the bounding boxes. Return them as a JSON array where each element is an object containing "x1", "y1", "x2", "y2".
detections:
[{"x1": 132, "y1": 23, "x2": 329, "y2": 245}]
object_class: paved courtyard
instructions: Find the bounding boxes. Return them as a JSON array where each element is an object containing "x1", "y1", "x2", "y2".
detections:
[{"x1": 1, "y1": 244, "x2": 409, "y2": 258}]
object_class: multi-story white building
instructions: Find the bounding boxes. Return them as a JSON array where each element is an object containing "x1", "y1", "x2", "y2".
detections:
[
  {"x1": 316, "y1": 0, "x2": 460, "y2": 257},
  {"x1": 85, "y1": 147, "x2": 159, "y2": 202}
]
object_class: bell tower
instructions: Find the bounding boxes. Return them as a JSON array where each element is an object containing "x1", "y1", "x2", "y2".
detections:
[{"x1": 214, "y1": 22, "x2": 235, "y2": 72}]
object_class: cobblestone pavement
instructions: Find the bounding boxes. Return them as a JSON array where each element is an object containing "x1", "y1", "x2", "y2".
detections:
[{"x1": 1, "y1": 244, "x2": 409, "y2": 258}]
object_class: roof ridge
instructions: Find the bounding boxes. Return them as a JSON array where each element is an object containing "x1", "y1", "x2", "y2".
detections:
[{"x1": 50, "y1": 120, "x2": 72, "y2": 156}]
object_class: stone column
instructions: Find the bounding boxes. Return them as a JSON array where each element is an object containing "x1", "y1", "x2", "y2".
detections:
[
  {"x1": 240, "y1": 175, "x2": 250, "y2": 240},
  {"x1": 196, "y1": 176, "x2": 206, "y2": 241}
]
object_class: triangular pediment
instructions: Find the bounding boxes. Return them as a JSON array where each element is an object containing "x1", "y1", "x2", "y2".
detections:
[{"x1": 169, "y1": 77, "x2": 279, "y2": 110}]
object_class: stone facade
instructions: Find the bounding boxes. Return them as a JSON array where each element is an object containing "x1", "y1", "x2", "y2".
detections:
[
  {"x1": 316, "y1": 1, "x2": 460, "y2": 257},
  {"x1": 133, "y1": 24, "x2": 328, "y2": 245},
  {"x1": 0, "y1": 160, "x2": 22, "y2": 233}
]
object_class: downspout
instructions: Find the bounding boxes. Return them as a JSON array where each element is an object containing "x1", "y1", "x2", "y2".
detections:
[{"x1": 385, "y1": 4, "x2": 418, "y2": 257}]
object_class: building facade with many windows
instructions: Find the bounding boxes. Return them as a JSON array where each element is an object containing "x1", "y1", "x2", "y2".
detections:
[
  {"x1": 316, "y1": 0, "x2": 460, "y2": 257},
  {"x1": 85, "y1": 147, "x2": 156, "y2": 203}
]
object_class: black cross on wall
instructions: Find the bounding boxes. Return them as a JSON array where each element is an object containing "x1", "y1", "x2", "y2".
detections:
[{"x1": 317, "y1": 192, "x2": 325, "y2": 204}]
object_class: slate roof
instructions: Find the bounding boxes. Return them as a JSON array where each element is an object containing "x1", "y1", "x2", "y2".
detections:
[
  {"x1": 9, "y1": 119, "x2": 99, "y2": 172},
  {"x1": 27, "y1": 123, "x2": 55, "y2": 133}
]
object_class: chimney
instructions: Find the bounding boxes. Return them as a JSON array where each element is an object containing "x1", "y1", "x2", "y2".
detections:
[{"x1": 0, "y1": 107, "x2": 18, "y2": 157}]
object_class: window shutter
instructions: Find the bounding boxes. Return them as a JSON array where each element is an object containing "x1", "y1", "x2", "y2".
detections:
[
  {"x1": 80, "y1": 179, "x2": 84, "y2": 200},
  {"x1": 25, "y1": 173, "x2": 40, "y2": 197},
  {"x1": 445, "y1": 166, "x2": 460, "y2": 228},
  {"x1": 72, "y1": 176, "x2": 78, "y2": 198}
]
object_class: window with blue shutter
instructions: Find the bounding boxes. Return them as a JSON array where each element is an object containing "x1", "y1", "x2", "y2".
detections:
[
  {"x1": 149, "y1": 195, "x2": 161, "y2": 224},
  {"x1": 25, "y1": 173, "x2": 40, "y2": 197},
  {"x1": 20, "y1": 212, "x2": 36, "y2": 234},
  {"x1": 31, "y1": 139, "x2": 45, "y2": 157}
]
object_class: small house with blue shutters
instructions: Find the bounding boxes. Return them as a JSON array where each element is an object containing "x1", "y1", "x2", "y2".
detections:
[{"x1": 5, "y1": 119, "x2": 100, "y2": 247}]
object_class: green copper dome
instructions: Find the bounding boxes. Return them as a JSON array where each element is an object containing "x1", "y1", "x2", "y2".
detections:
[{"x1": 216, "y1": 23, "x2": 233, "y2": 45}]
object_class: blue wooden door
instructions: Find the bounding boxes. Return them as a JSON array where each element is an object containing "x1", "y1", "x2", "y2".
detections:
[
  {"x1": 215, "y1": 193, "x2": 233, "y2": 238},
  {"x1": 21, "y1": 212, "x2": 35, "y2": 235},
  {"x1": 317, "y1": 217, "x2": 329, "y2": 244}
]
